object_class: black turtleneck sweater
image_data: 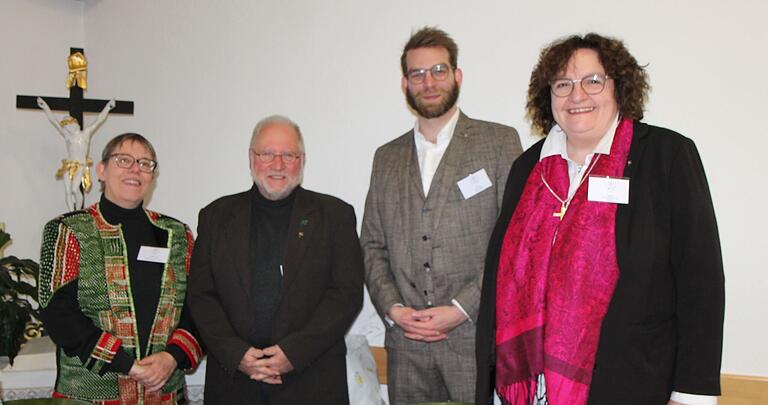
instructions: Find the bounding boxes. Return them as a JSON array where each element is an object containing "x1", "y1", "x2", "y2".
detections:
[
  {"x1": 249, "y1": 185, "x2": 296, "y2": 347},
  {"x1": 39, "y1": 195, "x2": 193, "y2": 374}
]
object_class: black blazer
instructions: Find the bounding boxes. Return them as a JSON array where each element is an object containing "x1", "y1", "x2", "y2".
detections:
[
  {"x1": 476, "y1": 122, "x2": 725, "y2": 404},
  {"x1": 189, "y1": 187, "x2": 364, "y2": 405}
]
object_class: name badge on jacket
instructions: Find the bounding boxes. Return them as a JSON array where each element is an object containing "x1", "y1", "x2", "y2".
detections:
[
  {"x1": 588, "y1": 176, "x2": 630, "y2": 204},
  {"x1": 137, "y1": 246, "x2": 170, "y2": 264},
  {"x1": 458, "y1": 168, "x2": 492, "y2": 199}
]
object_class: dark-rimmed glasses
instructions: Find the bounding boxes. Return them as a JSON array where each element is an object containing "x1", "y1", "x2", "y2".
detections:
[
  {"x1": 110, "y1": 153, "x2": 157, "y2": 173},
  {"x1": 251, "y1": 150, "x2": 303, "y2": 164},
  {"x1": 405, "y1": 63, "x2": 451, "y2": 85},
  {"x1": 550, "y1": 74, "x2": 612, "y2": 97}
]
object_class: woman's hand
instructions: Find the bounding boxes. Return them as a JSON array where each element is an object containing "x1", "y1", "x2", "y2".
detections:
[{"x1": 129, "y1": 352, "x2": 177, "y2": 392}]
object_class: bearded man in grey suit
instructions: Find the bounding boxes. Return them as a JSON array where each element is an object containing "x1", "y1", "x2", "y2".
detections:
[{"x1": 361, "y1": 27, "x2": 523, "y2": 404}]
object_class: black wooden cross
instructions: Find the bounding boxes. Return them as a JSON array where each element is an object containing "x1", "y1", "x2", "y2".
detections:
[{"x1": 16, "y1": 47, "x2": 134, "y2": 129}]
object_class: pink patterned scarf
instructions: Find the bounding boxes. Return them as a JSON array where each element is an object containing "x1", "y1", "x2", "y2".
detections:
[{"x1": 495, "y1": 119, "x2": 633, "y2": 405}]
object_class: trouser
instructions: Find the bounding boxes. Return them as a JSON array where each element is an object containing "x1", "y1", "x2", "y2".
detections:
[{"x1": 387, "y1": 339, "x2": 475, "y2": 405}]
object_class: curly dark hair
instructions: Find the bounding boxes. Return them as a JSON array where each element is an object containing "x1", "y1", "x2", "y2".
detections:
[
  {"x1": 401, "y1": 26, "x2": 458, "y2": 75},
  {"x1": 526, "y1": 33, "x2": 650, "y2": 136}
]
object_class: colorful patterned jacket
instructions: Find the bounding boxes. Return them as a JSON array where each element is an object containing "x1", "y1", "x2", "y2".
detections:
[{"x1": 39, "y1": 203, "x2": 202, "y2": 404}]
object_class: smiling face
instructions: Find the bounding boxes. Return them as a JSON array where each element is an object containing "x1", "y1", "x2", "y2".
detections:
[
  {"x1": 551, "y1": 48, "x2": 618, "y2": 145},
  {"x1": 249, "y1": 122, "x2": 304, "y2": 200},
  {"x1": 96, "y1": 140, "x2": 155, "y2": 209},
  {"x1": 402, "y1": 47, "x2": 462, "y2": 119}
]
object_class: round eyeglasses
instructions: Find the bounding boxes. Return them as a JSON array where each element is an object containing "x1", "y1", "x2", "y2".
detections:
[
  {"x1": 110, "y1": 153, "x2": 157, "y2": 173},
  {"x1": 550, "y1": 74, "x2": 612, "y2": 97},
  {"x1": 251, "y1": 150, "x2": 303, "y2": 164},
  {"x1": 405, "y1": 63, "x2": 451, "y2": 85}
]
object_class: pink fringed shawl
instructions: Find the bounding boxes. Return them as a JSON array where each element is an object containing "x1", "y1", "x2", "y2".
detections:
[{"x1": 495, "y1": 119, "x2": 633, "y2": 405}]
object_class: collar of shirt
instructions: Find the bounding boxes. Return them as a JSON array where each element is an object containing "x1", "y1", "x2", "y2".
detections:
[
  {"x1": 539, "y1": 113, "x2": 620, "y2": 163},
  {"x1": 413, "y1": 108, "x2": 461, "y2": 153},
  {"x1": 539, "y1": 114, "x2": 620, "y2": 200}
]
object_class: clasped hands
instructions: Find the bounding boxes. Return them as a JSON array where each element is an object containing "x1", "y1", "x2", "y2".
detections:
[
  {"x1": 238, "y1": 345, "x2": 293, "y2": 384},
  {"x1": 388, "y1": 305, "x2": 467, "y2": 342},
  {"x1": 128, "y1": 351, "x2": 177, "y2": 393}
]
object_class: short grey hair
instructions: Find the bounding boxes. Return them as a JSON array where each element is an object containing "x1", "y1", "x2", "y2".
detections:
[{"x1": 250, "y1": 115, "x2": 305, "y2": 154}]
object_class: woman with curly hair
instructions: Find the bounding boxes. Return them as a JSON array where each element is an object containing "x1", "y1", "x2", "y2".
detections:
[{"x1": 476, "y1": 33, "x2": 724, "y2": 405}]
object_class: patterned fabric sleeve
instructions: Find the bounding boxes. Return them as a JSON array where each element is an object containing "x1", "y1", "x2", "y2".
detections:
[
  {"x1": 167, "y1": 328, "x2": 203, "y2": 370},
  {"x1": 39, "y1": 219, "x2": 80, "y2": 307},
  {"x1": 84, "y1": 332, "x2": 123, "y2": 375},
  {"x1": 39, "y1": 217, "x2": 132, "y2": 376},
  {"x1": 165, "y1": 225, "x2": 202, "y2": 370}
]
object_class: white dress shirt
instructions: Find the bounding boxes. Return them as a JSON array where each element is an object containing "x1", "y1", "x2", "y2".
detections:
[
  {"x1": 539, "y1": 115, "x2": 619, "y2": 200},
  {"x1": 414, "y1": 108, "x2": 461, "y2": 196}
]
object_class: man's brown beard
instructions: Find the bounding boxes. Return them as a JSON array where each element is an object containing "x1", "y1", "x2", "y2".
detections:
[{"x1": 406, "y1": 80, "x2": 460, "y2": 119}]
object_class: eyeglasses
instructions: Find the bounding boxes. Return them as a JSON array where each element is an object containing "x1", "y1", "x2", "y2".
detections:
[
  {"x1": 550, "y1": 74, "x2": 612, "y2": 97},
  {"x1": 405, "y1": 63, "x2": 452, "y2": 85},
  {"x1": 251, "y1": 150, "x2": 303, "y2": 164},
  {"x1": 109, "y1": 153, "x2": 157, "y2": 173}
]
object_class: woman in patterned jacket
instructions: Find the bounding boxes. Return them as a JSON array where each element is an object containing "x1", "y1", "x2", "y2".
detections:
[{"x1": 39, "y1": 133, "x2": 203, "y2": 404}]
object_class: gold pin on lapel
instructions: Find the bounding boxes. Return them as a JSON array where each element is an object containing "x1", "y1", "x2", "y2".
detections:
[{"x1": 298, "y1": 231, "x2": 304, "y2": 238}]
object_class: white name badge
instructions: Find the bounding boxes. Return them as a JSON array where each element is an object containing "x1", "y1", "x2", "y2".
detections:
[
  {"x1": 457, "y1": 168, "x2": 492, "y2": 199},
  {"x1": 588, "y1": 176, "x2": 630, "y2": 204},
  {"x1": 137, "y1": 246, "x2": 170, "y2": 264}
]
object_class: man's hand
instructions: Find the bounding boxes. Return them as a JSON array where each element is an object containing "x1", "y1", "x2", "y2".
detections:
[
  {"x1": 250, "y1": 345, "x2": 293, "y2": 384},
  {"x1": 129, "y1": 352, "x2": 177, "y2": 392},
  {"x1": 388, "y1": 305, "x2": 447, "y2": 342},
  {"x1": 410, "y1": 305, "x2": 467, "y2": 337},
  {"x1": 668, "y1": 401, "x2": 685, "y2": 405},
  {"x1": 238, "y1": 347, "x2": 268, "y2": 377}
]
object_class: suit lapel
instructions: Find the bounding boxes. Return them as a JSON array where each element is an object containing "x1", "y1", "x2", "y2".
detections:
[
  {"x1": 397, "y1": 134, "x2": 422, "y2": 252},
  {"x1": 281, "y1": 188, "x2": 316, "y2": 291},
  {"x1": 225, "y1": 191, "x2": 253, "y2": 299},
  {"x1": 616, "y1": 121, "x2": 648, "y2": 266},
  {"x1": 427, "y1": 113, "x2": 473, "y2": 231},
  {"x1": 405, "y1": 130, "x2": 426, "y2": 201}
]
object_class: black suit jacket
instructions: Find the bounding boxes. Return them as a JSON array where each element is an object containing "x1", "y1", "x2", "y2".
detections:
[
  {"x1": 476, "y1": 122, "x2": 725, "y2": 404},
  {"x1": 189, "y1": 186, "x2": 364, "y2": 405}
]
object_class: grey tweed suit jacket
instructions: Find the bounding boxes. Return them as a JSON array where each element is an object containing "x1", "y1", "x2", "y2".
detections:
[{"x1": 361, "y1": 112, "x2": 522, "y2": 351}]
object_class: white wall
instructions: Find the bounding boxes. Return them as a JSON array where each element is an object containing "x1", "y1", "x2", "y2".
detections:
[
  {"x1": 2, "y1": 0, "x2": 766, "y2": 376},
  {"x1": 0, "y1": 1, "x2": 84, "y2": 258}
]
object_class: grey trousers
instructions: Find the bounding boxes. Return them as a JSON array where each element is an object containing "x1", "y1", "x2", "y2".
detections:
[{"x1": 387, "y1": 339, "x2": 475, "y2": 405}]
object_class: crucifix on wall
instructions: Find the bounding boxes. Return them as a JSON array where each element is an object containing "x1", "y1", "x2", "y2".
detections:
[{"x1": 16, "y1": 47, "x2": 134, "y2": 211}]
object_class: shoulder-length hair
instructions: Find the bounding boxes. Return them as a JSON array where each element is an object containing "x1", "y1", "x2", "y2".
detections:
[{"x1": 527, "y1": 33, "x2": 650, "y2": 136}]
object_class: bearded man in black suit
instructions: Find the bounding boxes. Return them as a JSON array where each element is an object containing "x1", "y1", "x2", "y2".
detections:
[{"x1": 189, "y1": 115, "x2": 364, "y2": 405}]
